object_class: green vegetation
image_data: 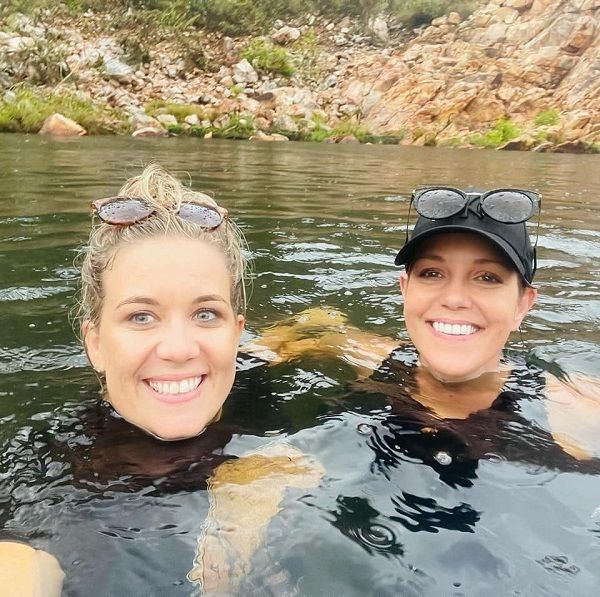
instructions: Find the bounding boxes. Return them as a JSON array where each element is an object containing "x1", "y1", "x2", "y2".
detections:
[
  {"x1": 145, "y1": 100, "x2": 205, "y2": 121},
  {"x1": 241, "y1": 39, "x2": 295, "y2": 77},
  {"x1": 1, "y1": 0, "x2": 484, "y2": 35},
  {"x1": 215, "y1": 114, "x2": 256, "y2": 139},
  {"x1": 534, "y1": 108, "x2": 559, "y2": 127},
  {"x1": 469, "y1": 118, "x2": 522, "y2": 149},
  {"x1": 0, "y1": 87, "x2": 125, "y2": 133}
]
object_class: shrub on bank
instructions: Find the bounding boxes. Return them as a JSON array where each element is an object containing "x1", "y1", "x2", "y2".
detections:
[
  {"x1": 241, "y1": 39, "x2": 295, "y2": 77},
  {"x1": 469, "y1": 118, "x2": 521, "y2": 149}
]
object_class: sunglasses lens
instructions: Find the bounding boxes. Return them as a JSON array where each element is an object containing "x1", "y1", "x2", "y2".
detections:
[
  {"x1": 178, "y1": 203, "x2": 223, "y2": 228},
  {"x1": 98, "y1": 199, "x2": 152, "y2": 224},
  {"x1": 482, "y1": 191, "x2": 533, "y2": 223},
  {"x1": 415, "y1": 188, "x2": 466, "y2": 219}
]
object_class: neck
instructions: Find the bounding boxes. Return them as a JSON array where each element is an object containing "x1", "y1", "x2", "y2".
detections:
[{"x1": 413, "y1": 364, "x2": 510, "y2": 420}]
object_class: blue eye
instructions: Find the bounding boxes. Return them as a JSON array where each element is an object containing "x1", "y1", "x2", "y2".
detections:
[
  {"x1": 194, "y1": 309, "x2": 218, "y2": 322},
  {"x1": 129, "y1": 312, "x2": 155, "y2": 325}
]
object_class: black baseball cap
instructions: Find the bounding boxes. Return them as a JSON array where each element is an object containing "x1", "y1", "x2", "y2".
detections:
[{"x1": 395, "y1": 197, "x2": 536, "y2": 285}]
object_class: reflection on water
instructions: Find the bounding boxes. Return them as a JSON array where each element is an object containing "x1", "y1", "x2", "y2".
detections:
[{"x1": 0, "y1": 134, "x2": 600, "y2": 595}]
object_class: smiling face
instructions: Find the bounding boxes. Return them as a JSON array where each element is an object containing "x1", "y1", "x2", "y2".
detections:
[
  {"x1": 83, "y1": 236, "x2": 244, "y2": 440},
  {"x1": 399, "y1": 232, "x2": 537, "y2": 383}
]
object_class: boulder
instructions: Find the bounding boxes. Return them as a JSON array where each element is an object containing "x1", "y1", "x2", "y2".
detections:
[
  {"x1": 103, "y1": 56, "x2": 134, "y2": 84},
  {"x1": 233, "y1": 59, "x2": 258, "y2": 85},
  {"x1": 156, "y1": 114, "x2": 178, "y2": 126},
  {"x1": 131, "y1": 127, "x2": 167, "y2": 138},
  {"x1": 249, "y1": 131, "x2": 289, "y2": 141},
  {"x1": 39, "y1": 113, "x2": 86, "y2": 137}
]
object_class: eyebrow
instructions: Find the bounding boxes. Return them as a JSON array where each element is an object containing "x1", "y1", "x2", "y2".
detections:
[
  {"x1": 116, "y1": 294, "x2": 228, "y2": 309},
  {"x1": 416, "y1": 254, "x2": 510, "y2": 268}
]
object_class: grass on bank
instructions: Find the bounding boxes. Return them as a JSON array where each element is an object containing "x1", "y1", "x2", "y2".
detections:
[{"x1": 0, "y1": 87, "x2": 126, "y2": 133}]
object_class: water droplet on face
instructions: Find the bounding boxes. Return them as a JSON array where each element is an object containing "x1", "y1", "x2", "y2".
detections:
[
  {"x1": 357, "y1": 423, "x2": 374, "y2": 435},
  {"x1": 434, "y1": 451, "x2": 452, "y2": 465}
]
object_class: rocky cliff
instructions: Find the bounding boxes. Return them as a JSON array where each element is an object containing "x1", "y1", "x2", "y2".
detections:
[
  {"x1": 1, "y1": 0, "x2": 598, "y2": 151},
  {"x1": 342, "y1": 0, "x2": 600, "y2": 150}
]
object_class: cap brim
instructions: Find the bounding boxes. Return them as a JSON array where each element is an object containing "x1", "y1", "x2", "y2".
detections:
[{"x1": 395, "y1": 225, "x2": 532, "y2": 285}]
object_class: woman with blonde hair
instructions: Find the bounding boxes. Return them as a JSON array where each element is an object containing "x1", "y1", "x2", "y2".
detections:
[{"x1": 0, "y1": 164, "x2": 319, "y2": 595}]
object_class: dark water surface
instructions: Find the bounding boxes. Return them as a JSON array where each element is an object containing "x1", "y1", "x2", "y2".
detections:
[{"x1": 1, "y1": 134, "x2": 600, "y2": 595}]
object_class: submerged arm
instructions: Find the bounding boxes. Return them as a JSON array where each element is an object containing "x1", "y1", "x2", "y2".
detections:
[
  {"x1": 189, "y1": 443, "x2": 323, "y2": 594},
  {"x1": 242, "y1": 306, "x2": 398, "y2": 376}
]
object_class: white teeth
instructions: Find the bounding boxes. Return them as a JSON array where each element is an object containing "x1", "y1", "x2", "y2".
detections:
[
  {"x1": 432, "y1": 322, "x2": 478, "y2": 336},
  {"x1": 148, "y1": 376, "x2": 202, "y2": 395}
]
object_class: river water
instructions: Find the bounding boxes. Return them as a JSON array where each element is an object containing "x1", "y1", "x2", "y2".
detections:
[{"x1": 1, "y1": 134, "x2": 599, "y2": 595}]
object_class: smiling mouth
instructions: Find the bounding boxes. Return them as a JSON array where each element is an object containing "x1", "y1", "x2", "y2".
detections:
[
  {"x1": 431, "y1": 321, "x2": 480, "y2": 336},
  {"x1": 147, "y1": 376, "x2": 203, "y2": 396}
]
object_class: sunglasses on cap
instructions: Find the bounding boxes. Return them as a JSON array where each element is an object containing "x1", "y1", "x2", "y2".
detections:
[
  {"x1": 91, "y1": 196, "x2": 226, "y2": 229},
  {"x1": 405, "y1": 186, "x2": 542, "y2": 244}
]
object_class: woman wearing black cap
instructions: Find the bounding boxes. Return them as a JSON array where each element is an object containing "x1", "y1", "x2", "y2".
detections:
[{"x1": 250, "y1": 186, "x2": 600, "y2": 459}]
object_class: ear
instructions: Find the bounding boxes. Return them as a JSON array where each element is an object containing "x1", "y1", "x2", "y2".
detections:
[
  {"x1": 512, "y1": 286, "x2": 538, "y2": 331},
  {"x1": 82, "y1": 320, "x2": 105, "y2": 373},
  {"x1": 235, "y1": 314, "x2": 245, "y2": 339},
  {"x1": 399, "y1": 271, "x2": 409, "y2": 296}
]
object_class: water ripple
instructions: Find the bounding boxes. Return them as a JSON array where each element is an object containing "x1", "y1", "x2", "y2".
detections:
[{"x1": 0, "y1": 286, "x2": 71, "y2": 302}]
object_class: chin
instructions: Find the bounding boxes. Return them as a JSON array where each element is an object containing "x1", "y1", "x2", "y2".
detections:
[
  {"x1": 422, "y1": 357, "x2": 490, "y2": 384},
  {"x1": 147, "y1": 423, "x2": 207, "y2": 442}
]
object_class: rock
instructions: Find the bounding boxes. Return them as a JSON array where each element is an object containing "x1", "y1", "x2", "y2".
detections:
[
  {"x1": 249, "y1": 130, "x2": 289, "y2": 141},
  {"x1": 273, "y1": 113, "x2": 298, "y2": 132},
  {"x1": 503, "y1": 0, "x2": 533, "y2": 8},
  {"x1": 447, "y1": 12, "x2": 462, "y2": 25},
  {"x1": 367, "y1": 14, "x2": 389, "y2": 45},
  {"x1": 131, "y1": 126, "x2": 168, "y2": 138},
  {"x1": 204, "y1": 131, "x2": 213, "y2": 139},
  {"x1": 5, "y1": 35, "x2": 35, "y2": 53},
  {"x1": 338, "y1": 134, "x2": 359, "y2": 143},
  {"x1": 156, "y1": 114, "x2": 178, "y2": 126},
  {"x1": 561, "y1": 15, "x2": 597, "y2": 54},
  {"x1": 39, "y1": 113, "x2": 86, "y2": 137},
  {"x1": 563, "y1": 110, "x2": 590, "y2": 131},
  {"x1": 184, "y1": 113, "x2": 200, "y2": 126},
  {"x1": 233, "y1": 59, "x2": 258, "y2": 84},
  {"x1": 3, "y1": 90, "x2": 17, "y2": 104},
  {"x1": 498, "y1": 134, "x2": 536, "y2": 150},
  {"x1": 494, "y1": 7, "x2": 519, "y2": 24},
  {"x1": 129, "y1": 111, "x2": 160, "y2": 130},
  {"x1": 271, "y1": 26, "x2": 301, "y2": 44},
  {"x1": 553, "y1": 139, "x2": 590, "y2": 153},
  {"x1": 103, "y1": 56, "x2": 134, "y2": 84}
]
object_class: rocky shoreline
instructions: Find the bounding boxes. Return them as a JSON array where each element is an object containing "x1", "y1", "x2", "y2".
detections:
[{"x1": 1, "y1": 0, "x2": 599, "y2": 152}]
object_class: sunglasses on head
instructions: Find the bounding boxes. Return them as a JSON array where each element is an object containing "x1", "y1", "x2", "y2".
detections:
[
  {"x1": 91, "y1": 196, "x2": 226, "y2": 229},
  {"x1": 405, "y1": 186, "x2": 542, "y2": 244},
  {"x1": 412, "y1": 186, "x2": 541, "y2": 223}
]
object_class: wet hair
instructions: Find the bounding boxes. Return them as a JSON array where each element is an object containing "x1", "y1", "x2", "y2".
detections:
[{"x1": 74, "y1": 164, "x2": 247, "y2": 337}]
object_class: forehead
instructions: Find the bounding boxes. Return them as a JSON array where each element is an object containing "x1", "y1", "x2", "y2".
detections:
[
  {"x1": 103, "y1": 236, "x2": 231, "y2": 301},
  {"x1": 415, "y1": 232, "x2": 508, "y2": 264}
]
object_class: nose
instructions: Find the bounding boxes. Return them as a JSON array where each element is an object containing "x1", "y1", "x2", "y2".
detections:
[
  {"x1": 155, "y1": 319, "x2": 202, "y2": 362},
  {"x1": 440, "y1": 276, "x2": 472, "y2": 310}
]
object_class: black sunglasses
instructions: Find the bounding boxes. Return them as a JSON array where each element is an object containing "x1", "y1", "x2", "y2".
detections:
[
  {"x1": 405, "y1": 186, "x2": 542, "y2": 244},
  {"x1": 91, "y1": 196, "x2": 226, "y2": 229}
]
